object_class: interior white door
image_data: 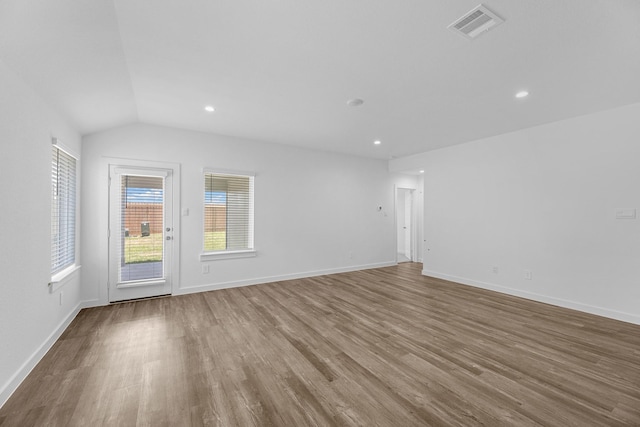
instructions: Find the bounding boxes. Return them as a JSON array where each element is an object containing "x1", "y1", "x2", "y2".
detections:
[
  {"x1": 396, "y1": 188, "x2": 414, "y2": 263},
  {"x1": 404, "y1": 190, "x2": 412, "y2": 260},
  {"x1": 397, "y1": 190, "x2": 406, "y2": 256},
  {"x1": 108, "y1": 166, "x2": 173, "y2": 302}
]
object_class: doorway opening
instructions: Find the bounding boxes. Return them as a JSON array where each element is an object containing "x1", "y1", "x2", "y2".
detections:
[
  {"x1": 396, "y1": 188, "x2": 414, "y2": 263},
  {"x1": 108, "y1": 165, "x2": 174, "y2": 302}
]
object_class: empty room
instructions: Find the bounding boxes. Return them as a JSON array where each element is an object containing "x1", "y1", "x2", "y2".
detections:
[{"x1": 1, "y1": 0, "x2": 639, "y2": 425}]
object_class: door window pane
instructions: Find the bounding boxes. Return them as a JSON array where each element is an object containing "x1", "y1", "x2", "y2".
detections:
[{"x1": 120, "y1": 175, "x2": 164, "y2": 282}]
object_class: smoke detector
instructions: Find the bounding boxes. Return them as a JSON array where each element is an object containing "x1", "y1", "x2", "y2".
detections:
[{"x1": 448, "y1": 4, "x2": 504, "y2": 40}]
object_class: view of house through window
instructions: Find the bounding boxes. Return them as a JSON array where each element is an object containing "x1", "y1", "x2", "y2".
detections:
[{"x1": 204, "y1": 172, "x2": 254, "y2": 252}]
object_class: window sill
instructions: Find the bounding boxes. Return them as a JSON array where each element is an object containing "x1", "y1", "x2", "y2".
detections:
[
  {"x1": 200, "y1": 250, "x2": 257, "y2": 261},
  {"x1": 49, "y1": 264, "x2": 81, "y2": 293}
]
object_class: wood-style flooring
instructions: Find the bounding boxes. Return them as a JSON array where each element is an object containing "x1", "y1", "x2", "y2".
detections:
[{"x1": 1, "y1": 263, "x2": 639, "y2": 426}]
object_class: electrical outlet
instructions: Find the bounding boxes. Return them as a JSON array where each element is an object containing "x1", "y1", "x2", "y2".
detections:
[
  {"x1": 524, "y1": 270, "x2": 532, "y2": 280},
  {"x1": 349, "y1": 251, "x2": 354, "y2": 259},
  {"x1": 492, "y1": 266, "x2": 499, "y2": 274},
  {"x1": 202, "y1": 264, "x2": 210, "y2": 274}
]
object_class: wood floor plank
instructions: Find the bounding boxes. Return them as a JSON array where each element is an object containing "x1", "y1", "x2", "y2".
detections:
[{"x1": 1, "y1": 263, "x2": 640, "y2": 426}]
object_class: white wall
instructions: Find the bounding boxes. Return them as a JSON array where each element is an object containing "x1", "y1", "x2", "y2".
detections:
[
  {"x1": 390, "y1": 103, "x2": 640, "y2": 324},
  {"x1": 0, "y1": 58, "x2": 82, "y2": 406},
  {"x1": 82, "y1": 123, "x2": 403, "y2": 304}
]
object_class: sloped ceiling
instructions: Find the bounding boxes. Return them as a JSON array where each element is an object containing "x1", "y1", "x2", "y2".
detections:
[{"x1": 1, "y1": 0, "x2": 639, "y2": 159}]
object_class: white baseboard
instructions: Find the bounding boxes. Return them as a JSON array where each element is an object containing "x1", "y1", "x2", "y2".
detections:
[
  {"x1": 80, "y1": 298, "x2": 103, "y2": 309},
  {"x1": 0, "y1": 302, "x2": 83, "y2": 409},
  {"x1": 176, "y1": 261, "x2": 397, "y2": 296},
  {"x1": 423, "y1": 269, "x2": 640, "y2": 326}
]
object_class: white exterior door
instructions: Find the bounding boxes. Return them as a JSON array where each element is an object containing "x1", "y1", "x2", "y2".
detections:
[{"x1": 108, "y1": 165, "x2": 174, "y2": 302}]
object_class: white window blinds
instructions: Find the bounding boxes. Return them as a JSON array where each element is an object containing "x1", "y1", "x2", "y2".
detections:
[
  {"x1": 119, "y1": 175, "x2": 164, "y2": 282},
  {"x1": 204, "y1": 172, "x2": 254, "y2": 252},
  {"x1": 51, "y1": 143, "x2": 77, "y2": 274}
]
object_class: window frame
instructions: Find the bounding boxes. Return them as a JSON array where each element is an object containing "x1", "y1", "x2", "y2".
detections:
[
  {"x1": 50, "y1": 138, "x2": 79, "y2": 287},
  {"x1": 200, "y1": 168, "x2": 256, "y2": 261}
]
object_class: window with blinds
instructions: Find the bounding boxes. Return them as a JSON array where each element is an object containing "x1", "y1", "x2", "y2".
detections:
[
  {"x1": 51, "y1": 143, "x2": 77, "y2": 275},
  {"x1": 119, "y1": 175, "x2": 164, "y2": 282},
  {"x1": 204, "y1": 172, "x2": 254, "y2": 253}
]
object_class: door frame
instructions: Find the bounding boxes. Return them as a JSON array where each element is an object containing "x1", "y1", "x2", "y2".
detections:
[
  {"x1": 105, "y1": 158, "x2": 181, "y2": 303},
  {"x1": 395, "y1": 186, "x2": 417, "y2": 263}
]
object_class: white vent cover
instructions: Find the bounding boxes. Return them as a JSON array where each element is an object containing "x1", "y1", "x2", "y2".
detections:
[{"x1": 448, "y1": 4, "x2": 504, "y2": 40}]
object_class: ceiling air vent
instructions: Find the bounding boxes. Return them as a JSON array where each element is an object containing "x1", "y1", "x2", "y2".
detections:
[{"x1": 448, "y1": 4, "x2": 504, "y2": 40}]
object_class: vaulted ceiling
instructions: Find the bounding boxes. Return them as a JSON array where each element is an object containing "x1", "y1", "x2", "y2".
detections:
[{"x1": 1, "y1": 0, "x2": 639, "y2": 159}]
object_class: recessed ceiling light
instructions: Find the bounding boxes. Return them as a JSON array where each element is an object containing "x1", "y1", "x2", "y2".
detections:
[
  {"x1": 373, "y1": 140, "x2": 381, "y2": 145},
  {"x1": 419, "y1": 170, "x2": 425, "y2": 174},
  {"x1": 204, "y1": 105, "x2": 215, "y2": 112},
  {"x1": 347, "y1": 98, "x2": 364, "y2": 107},
  {"x1": 515, "y1": 91, "x2": 529, "y2": 99}
]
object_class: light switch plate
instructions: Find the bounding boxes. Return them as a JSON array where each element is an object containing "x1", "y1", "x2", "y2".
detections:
[{"x1": 615, "y1": 208, "x2": 636, "y2": 219}]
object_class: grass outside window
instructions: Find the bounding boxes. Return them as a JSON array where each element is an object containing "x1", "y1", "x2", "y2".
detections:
[
  {"x1": 204, "y1": 231, "x2": 227, "y2": 252},
  {"x1": 123, "y1": 231, "x2": 228, "y2": 264},
  {"x1": 124, "y1": 233, "x2": 163, "y2": 263}
]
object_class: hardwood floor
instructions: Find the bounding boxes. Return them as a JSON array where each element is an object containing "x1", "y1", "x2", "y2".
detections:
[{"x1": 1, "y1": 263, "x2": 639, "y2": 426}]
